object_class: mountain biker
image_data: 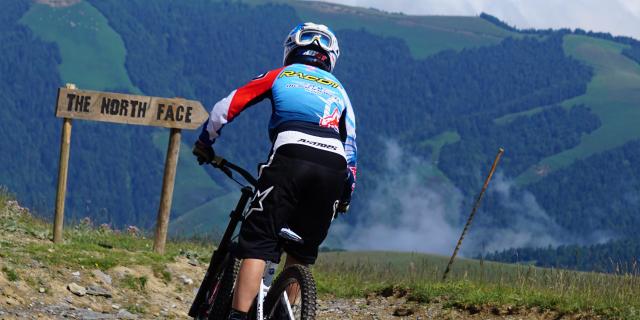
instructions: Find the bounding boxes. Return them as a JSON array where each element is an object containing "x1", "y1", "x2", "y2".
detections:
[{"x1": 192, "y1": 22, "x2": 357, "y2": 320}]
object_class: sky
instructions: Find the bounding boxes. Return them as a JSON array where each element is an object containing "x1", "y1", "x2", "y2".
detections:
[{"x1": 311, "y1": 0, "x2": 640, "y2": 40}]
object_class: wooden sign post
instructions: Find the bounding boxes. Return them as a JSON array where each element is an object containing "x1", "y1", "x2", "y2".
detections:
[
  {"x1": 53, "y1": 85, "x2": 208, "y2": 253},
  {"x1": 153, "y1": 127, "x2": 182, "y2": 254},
  {"x1": 53, "y1": 84, "x2": 76, "y2": 243}
]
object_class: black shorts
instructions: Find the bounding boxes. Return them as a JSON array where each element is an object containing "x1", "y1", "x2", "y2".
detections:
[{"x1": 235, "y1": 144, "x2": 347, "y2": 264}]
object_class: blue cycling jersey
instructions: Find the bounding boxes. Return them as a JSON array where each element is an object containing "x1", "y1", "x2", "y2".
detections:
[{"x1": 200, "y1": 63, "x2": 357, "y2": 176}]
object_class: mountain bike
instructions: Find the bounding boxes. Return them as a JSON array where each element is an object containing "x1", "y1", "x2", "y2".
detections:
[{"x1": 188, "y1": 156, "x2": 317, "y2": 320}]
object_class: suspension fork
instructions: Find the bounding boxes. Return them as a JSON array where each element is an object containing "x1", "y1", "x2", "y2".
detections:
[{"x1": 188, "y1": 186, "x2": 254, "y2": 317}]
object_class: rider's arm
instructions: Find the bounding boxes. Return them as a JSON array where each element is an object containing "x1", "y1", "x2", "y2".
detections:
[
  {"x1": 198, "y1": 67, "x2": 285, "y2": 145},
  {"x1": 342, "y1": 93, "x2": 357, "y2": 192}
]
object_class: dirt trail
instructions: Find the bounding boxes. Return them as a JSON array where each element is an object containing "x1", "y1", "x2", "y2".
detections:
[{"x1": 0, "y1": 202, "x2": 599, "y2": 320}]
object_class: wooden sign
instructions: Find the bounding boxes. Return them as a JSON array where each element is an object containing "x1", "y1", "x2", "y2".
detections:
[
  {"x1": 52, "y1": 84, "x2": 208, "y2": 254},
  {"x1": 55, "y1": 88, "x2": 208, "y2": 130}
]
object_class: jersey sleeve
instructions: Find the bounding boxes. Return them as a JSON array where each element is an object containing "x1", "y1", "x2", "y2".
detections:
[
  {"x1": 342, "y1": 91, "x2": 357, "y2": 188},
  {"x1": 199, "y1": 67, "x2": 285, "y2": 144}
]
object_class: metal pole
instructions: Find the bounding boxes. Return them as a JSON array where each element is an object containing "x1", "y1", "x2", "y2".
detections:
[
  {"x1": 153, "y1": 128, "x2": 182, "y2": 254},
  {"x1": 442, "y1": 147, "x2": 504, "y2": 281},
  {"x1": 53, "y1": 83, "x2": 76, "y2": 244}
]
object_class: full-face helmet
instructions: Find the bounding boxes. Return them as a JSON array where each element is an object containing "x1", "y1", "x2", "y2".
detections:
[{"x1": 283, "y1": 22, "x2": 340, "y2": 72}]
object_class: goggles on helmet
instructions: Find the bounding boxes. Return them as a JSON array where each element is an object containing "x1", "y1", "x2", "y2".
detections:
[{"x1": 296, "y1": 30, "x2": 334, "y2": 51}]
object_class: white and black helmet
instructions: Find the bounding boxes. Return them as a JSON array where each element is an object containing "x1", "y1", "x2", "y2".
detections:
[{"x1": 283, "y1": 22, "x2": 340, "y2": 72}]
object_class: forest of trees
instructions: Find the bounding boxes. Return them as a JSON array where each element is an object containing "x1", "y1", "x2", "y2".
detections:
[
  {"x1": 2, "y1": 0, "x2": 640, "y2": 272},
  {"x1": 81, "y1": 0, "x2": 593, "y2": 228},
  {"x1": 481, "y1": 12, "x2": 640, "y2": 48},
  {"x1": 484, "y1": 237, "x2": 640, "y2": 274},
  {"x1": 0, "y1": 0, "x2": 166, "y2": 226},
  {"x1": 0, "y1": 0, "x2": 63, "y2": 216},
  {"x1": 483, "y1": 139, "x2": 640, "y2": 271},
  {"x1": 623, "y1": 44, "x2": 640, "y2": 65}
]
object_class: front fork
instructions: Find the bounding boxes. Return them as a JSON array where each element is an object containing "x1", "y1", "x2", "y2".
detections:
[{"x1": 257, "y1": 261, "x2": 277, "y2": 320}]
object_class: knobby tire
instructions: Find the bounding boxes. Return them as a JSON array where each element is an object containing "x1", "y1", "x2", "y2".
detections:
[
  {"x1": 193, "y1": 253, "x2": 239, "y2": 320},
  {"x1": 208, "y1": 257, "x2": 241, "y2": 319},
  {"x1": 263, "y1": 264, "x2": 317, "y2": 320}
]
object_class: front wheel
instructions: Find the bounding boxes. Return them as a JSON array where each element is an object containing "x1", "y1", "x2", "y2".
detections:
[
  {"x1": 263, "y1": 264, "x2": 317, "y2": 320},
  {"x1": 208, "y1": 257, "x2": 240, "y2": 319},
  {"x1": 192, "y1": 254, "x2": 240, "y2": 320}
]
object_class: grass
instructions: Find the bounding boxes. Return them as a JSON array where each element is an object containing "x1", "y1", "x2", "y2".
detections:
[
  {"x1": 20, "y1": 1, "x2": 138, "y2": 92},
  {"x1": 2, "y1": 195, "x2": 639, "y2": 318},
  {"x1": 126, "y1": 303, "x2": 147, "y2": 314},
  {"x1": 420, "y1": 130, "x2": 461, "y2": 163},
  {"x1": 121, "y1": 274, "x2": 148, "y2": 292},
  {"x1": 2, "y1": 266, "x2": 19, "y2": 282},
  {"x1": 0, "y1": 207, "x2": 213, "y2": 274},
  {"x1": 314, "y1": 251, "x2": 640, "y2": 318},
  {"x1": 23, "y1": 225, "x2": 213, "y2": 272},
  {"x1": 493, "y1": 104, "x2": 557, "y2": 125},
  {"x1": 515, "y1": 35, "x2": 640, "y2": 185}
]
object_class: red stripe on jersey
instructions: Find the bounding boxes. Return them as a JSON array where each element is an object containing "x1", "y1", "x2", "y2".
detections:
[{"x1": 227, "y1": 67, "x2": 285, "y2": 121}]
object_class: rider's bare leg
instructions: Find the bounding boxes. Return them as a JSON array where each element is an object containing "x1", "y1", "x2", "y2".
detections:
[
  {"x1": 284, "y1": 254, "x2": 305, "y2": 304},
  {"x1": 232, "y1": 258, "x2": 266, "y2": 312}
]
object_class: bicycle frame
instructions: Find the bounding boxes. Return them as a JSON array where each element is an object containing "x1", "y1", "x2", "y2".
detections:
[
  {"x1": 189, "y1": 156, "x2": 298, "y2": 320},
  {"x1": 188, "y1": 185, "x2": 253, "y2": 317}
]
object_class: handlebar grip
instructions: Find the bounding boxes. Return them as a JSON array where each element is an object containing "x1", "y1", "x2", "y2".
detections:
[{"x1": 209, "y1": 155, "x2": 258, "y2": 187}]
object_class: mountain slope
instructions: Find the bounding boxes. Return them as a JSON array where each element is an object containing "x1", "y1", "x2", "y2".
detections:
[
  {"x1": 20, "y1": 1, "x2": 137, "y2": 92},
  {"x1": 291, "y1": 1, "x2": 517, "y2": 57},
  {"x1": 2, "y1": 0, "x2": 640, "y2": 267},
  {"x1": 516, "y1": 35, "x2": 640, "y2": 185}
]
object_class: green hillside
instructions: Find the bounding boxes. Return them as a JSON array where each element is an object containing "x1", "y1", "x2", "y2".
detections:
[
  {"x1": 516, "y1": 35, "x2": 640, "y2": 184},
  {"x1": 2, "y1": 0, "x2": 640, "y2": 272},
  {"x1": 20, "y1": 1, "x2": 137, "y2": 92},
  {"x1": 291, "y1": 1, "x2": 517, "y2": 57},
  {"x1": 151, "y1": 131, "x2": 226, "y2": 220},
  {"x1": 240, "y1": 0, "x2": 517, "y2": 57}
]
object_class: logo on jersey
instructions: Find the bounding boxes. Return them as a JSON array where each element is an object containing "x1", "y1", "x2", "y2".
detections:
[
  {"x1": 319, "y1": 108, "x2": 340, "y2": 130},
  {"x1": 279, "y1": 70, "x2": 340, "y2": 88},
  {"x1": 316, "y1": 96, "x2": 342, "y2": 131}
]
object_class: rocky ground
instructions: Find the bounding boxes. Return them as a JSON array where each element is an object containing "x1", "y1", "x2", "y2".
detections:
[
  {"x1": 0, "y1": 201, "x2": 600, "y2": 320},
  {"x1": 0, "y1": 270, "x2": 600, "y2": 320},
  {"x1": 317, "y1": 295, "x2": 600, "y2": 320}
]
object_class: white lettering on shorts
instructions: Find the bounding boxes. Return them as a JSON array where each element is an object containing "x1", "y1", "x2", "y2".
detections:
[{"x1": 273, "y1": 131, "x2": 346, "y2": 158}]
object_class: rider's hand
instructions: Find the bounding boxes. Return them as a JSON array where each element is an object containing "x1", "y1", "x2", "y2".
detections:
[
  {"x1": 192, "y1": 140, "x2": 215, "y2": 165},
  {"x1": 337, "y1": 168, "x2": 355, "y2": 214}
]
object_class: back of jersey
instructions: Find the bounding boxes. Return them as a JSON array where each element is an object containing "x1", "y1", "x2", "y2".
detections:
[{"x1": 270, "y1": 63, "x2": 351, "y2": 134}]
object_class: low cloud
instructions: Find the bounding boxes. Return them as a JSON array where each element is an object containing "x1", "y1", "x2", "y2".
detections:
[
  {"x1": 336, "y1": 140, "x2": 462, "y2": 255},
  {"x1": 334, "y1": 141, "x2": 593, "y2": 256},
  {"x1": 467, "y1": 173, "x2": 566, "y2": 253}
]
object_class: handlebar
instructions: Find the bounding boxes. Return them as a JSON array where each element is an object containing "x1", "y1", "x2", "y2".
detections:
[{"x1": 210, "y1": 155, "x2": 258, "y2": 187}]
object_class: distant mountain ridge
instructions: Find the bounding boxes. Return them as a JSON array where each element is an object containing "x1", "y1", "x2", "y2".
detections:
[{"x1": 2, "y1": 0, "x2": 640, "y2": 271}]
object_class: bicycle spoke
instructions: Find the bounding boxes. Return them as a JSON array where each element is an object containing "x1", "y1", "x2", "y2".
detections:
[
  {"x1": 264, "y1": 265, "x2": 316, "y2": 320},
  {"x1": 285, "y1": 281, "x2": 301, "y2": 318}
]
